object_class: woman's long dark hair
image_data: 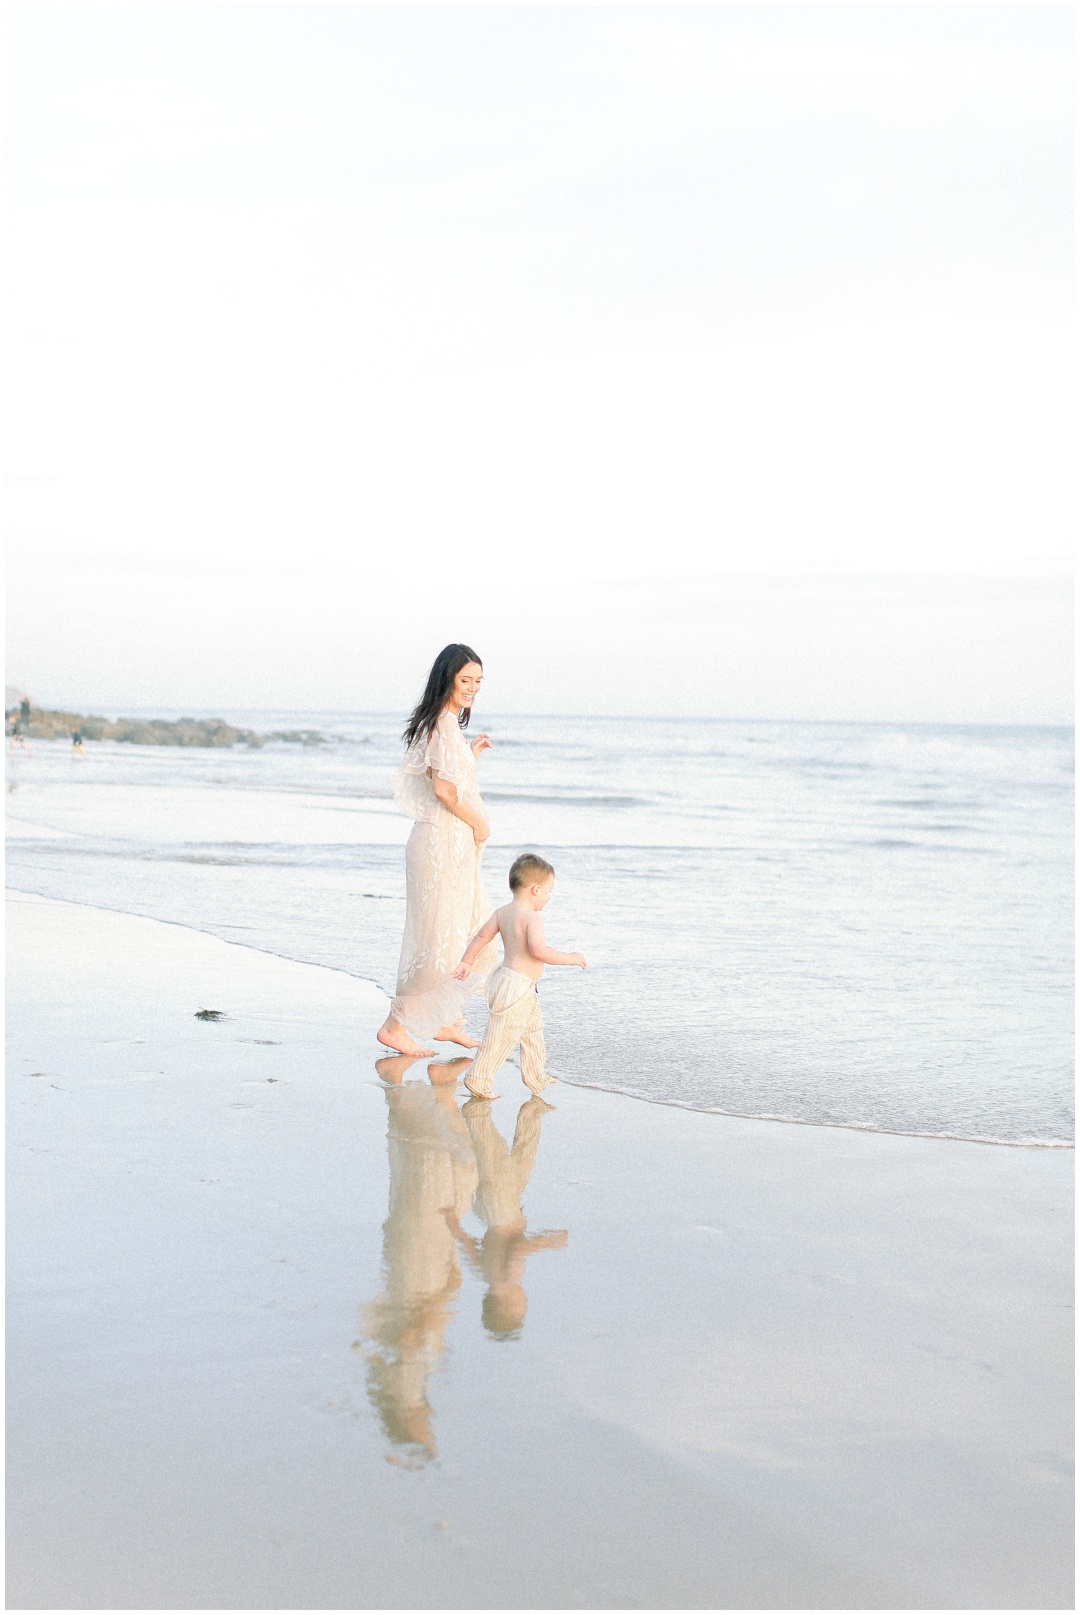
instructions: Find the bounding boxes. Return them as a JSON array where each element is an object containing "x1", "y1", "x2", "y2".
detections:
[{"x1": 403, "y1": 644, "x2": 483, "y2": 748}]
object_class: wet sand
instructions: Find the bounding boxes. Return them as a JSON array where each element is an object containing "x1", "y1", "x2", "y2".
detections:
[{"x1": 6, "y1": 891, "x2": 1073, "y2": 1610}]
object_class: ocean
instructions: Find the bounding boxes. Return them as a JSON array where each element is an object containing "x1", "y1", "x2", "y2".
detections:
[{"x1": 6, "y1": 710, "x2": 1073, "y2": 1147}]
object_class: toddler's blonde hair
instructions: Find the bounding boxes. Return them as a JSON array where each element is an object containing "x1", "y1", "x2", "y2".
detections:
[{"x1": 509, "y1": 853, "x2": 555, "y2": 891}]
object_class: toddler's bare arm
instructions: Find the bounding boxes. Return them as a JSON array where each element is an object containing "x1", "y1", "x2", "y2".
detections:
[
  {"x1": 525, "y1": 913, "x2": 586, "y2": 969},
  {"x1": 452, "y1": 912, "x2": 500, "y2": 979}
]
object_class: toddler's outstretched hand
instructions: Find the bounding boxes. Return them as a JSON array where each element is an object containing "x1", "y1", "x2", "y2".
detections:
[
  {"x1": 451, "y1": 962, "x2": 471, "y2": 981},
  {"x1": 571, "y1": 953, "x2": 586, "y2": 969}
]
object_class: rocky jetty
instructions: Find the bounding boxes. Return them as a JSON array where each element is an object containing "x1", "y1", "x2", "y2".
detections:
[
  {"x1": 5, "y1": 704, "x2": 330, "y2": 749},
  {"x1": 265, "y1": 729, "x2": 327, "y2": 747}
]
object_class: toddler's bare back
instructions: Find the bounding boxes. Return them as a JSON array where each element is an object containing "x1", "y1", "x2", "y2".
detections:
[{"x1": 496, "y1": 899, "x2": 545, "y2": 981}]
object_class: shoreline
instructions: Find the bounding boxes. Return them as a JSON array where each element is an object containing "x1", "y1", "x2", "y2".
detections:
[
  {"x1": 8, "y1": 710, "x2": 1071, "y2": 1150},
  {"x1": 5, "y1": 879, "x2": 1074, "y2": 1151}
]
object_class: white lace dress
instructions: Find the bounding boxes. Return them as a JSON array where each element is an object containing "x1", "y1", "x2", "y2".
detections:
[{"x1": 389, "y1": 710, "x2": 498, "y2": 1039}]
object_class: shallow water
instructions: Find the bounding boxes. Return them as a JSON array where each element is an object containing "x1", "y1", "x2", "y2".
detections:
[{"x1": 6, "y1": 710, "x2": 1073, "y2": 1144}]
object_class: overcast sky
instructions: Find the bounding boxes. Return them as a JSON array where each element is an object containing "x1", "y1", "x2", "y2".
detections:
[{"x1": 7, "y1": 3, "x2": 1074, "y2": 721}]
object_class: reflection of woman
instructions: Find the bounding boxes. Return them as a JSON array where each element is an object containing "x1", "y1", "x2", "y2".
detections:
[
  {"x1": 447, "y1": 1098, "x2": 567, "y2": 1340},
  {"x1": 377, "y1": 644, "x2": 499, "y2": 1058},
  {"x1": 355, "y1": 1082, "x2": 477, "y2": 1463}
]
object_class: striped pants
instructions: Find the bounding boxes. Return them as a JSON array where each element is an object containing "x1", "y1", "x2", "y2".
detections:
[{"x1": 465, "y1": 967, "x2": 552, "y2": 1097}]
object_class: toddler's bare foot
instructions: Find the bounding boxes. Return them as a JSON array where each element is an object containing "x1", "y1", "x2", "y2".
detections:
[
  {"x1": 464, "y1": 1074, "x2": 499, "y2": 1100},
  {"x1": 428, "y1": 1056, "x2": 472, "y2": 1086},
  {"x1": 375, "y1": 1053, "x2": 420, "y2": 1085},
  {"x1": 435, "y1": 1023, "x2": 481, "y2": 1049},
  {"x1": 522, "y1": 1071, "x2": 557, "y2": 1095},
  {"x1": 376, "y1": 1018, "x2": 433, "y2": 1058}
]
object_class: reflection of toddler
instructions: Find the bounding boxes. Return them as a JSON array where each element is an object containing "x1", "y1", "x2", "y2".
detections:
[
  {"x1": 444, "y1": 1096, "x2": 567, "y2": 1339},
  {"x1": 452, "y1": 854, "x2": 585, "y2": 1099}
]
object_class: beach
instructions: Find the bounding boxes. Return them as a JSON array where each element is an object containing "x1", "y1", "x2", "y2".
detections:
[{"x1": 7, "y1": 889, "x2": 1072, "y2": 1610}]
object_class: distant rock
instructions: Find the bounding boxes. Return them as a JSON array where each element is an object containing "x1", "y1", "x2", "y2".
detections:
[
  {"x1": 266, "y1": 729, "x2": 327, "y2": 746},
  {"x1": 4, "y1": 702, "x2": 336, "y2": 748},
  {"x1": 6, "y1": 704, "x2": 265, "y2": 748}
]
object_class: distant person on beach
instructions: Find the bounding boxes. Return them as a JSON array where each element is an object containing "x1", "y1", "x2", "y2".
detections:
[
  {"x1": 71, "y1": 729, "x2": 85, "y2": 755},
  {"x1": 376, "y1": 644, "x2": 498, "y2": 1058},
  {"x1": 452, "y1": 853, "x2": 585, "y2": 1099},
  {"x1": 9, "y1": 698, "x2": 34, "y2": 756}
]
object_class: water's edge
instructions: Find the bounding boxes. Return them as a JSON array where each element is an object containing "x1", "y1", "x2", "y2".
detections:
[{"x1": 11, "y1": 881, "x2": 1071, "y2": 1152}]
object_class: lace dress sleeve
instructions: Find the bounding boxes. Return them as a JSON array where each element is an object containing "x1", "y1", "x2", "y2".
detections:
[
  {"x1": 391, "y1": 713, "x2": 469, "y2": 820},
  {"x1": 422, "y1": 713, "x2": 469, "y2": 792}
]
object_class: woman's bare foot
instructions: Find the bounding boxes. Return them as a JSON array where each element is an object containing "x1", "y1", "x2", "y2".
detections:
[
  {"x1": 375, "y1": 1053, "x2": 421, "y2": 1085},
  {"x1": 376, "y1": 1017, "x2": 433, "y2": 1058},
  {"x1": 463, "y1": 1074, "x2": 498, "y2": 1100},
  {"x1": 435, "y1": 1023, "x2": 481, "y2": 1049},
  {"x1": 428, "y1": 1056, "x2": 472, "y2": 1086}
]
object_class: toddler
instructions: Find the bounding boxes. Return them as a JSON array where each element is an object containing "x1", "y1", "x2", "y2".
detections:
[{"x1": 452, "y1": 854, "x2": 585, "y2": 1099}]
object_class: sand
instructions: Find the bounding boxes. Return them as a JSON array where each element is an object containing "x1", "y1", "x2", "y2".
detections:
[{"x1": 6, "y1": 891, "x2": 1073, "y2": 1610}]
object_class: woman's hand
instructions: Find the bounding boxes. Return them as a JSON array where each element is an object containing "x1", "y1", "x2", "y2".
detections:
[
  {"x1": 472, "y1": 818, "x2": 490, "y2": 846},
  {"x1": 470, "y1": 733, "x2": 492, "y2": 759}
]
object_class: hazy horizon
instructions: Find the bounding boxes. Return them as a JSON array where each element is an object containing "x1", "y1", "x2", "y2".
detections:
[
  {"x1": 10, "y1": 702, "x2": 1073, "y2": 733},
  {"x1": 9, "y1": 564, "x2": 1073, "y2": 725}
]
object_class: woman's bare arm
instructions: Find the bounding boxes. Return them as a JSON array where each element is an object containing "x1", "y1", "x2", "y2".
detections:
[{"x1": 430, "y1": 771, "x2": 489, "y2": 842}]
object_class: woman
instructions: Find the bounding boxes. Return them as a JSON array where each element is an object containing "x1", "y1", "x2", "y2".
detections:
[{"x1": 377, "y1": 644, "x2": 499, "y2": 1057}]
